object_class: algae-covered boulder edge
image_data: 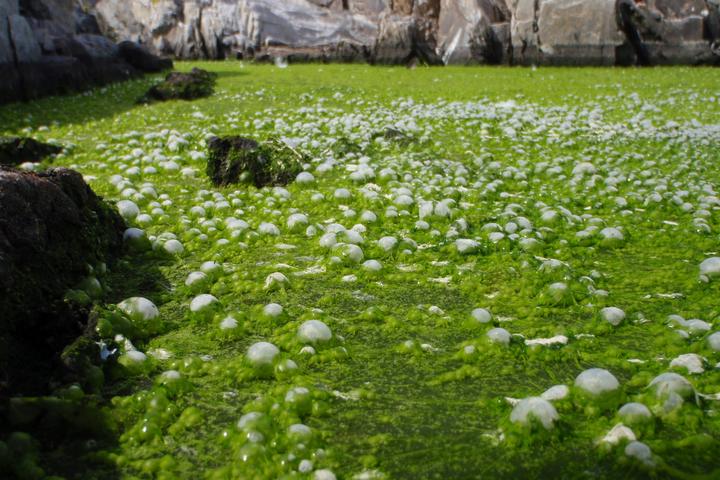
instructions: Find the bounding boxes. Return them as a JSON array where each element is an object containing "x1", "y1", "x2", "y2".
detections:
[
  {"x1": 0, "y1": 167, "x2": 125, "y2": 395},
  {"x1": 206, "y1": 136, "x2": 304, "y2": 188}
]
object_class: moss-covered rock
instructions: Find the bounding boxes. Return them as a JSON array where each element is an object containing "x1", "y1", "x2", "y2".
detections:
[
  {"x1": 138, "y1": 68, "x2": 217, "y2": 103},
  {"x1": 206, "y1": 136, "x2": 304, "y2": 188}
]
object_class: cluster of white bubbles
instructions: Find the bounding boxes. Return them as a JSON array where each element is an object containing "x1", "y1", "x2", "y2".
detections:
[{"x1": 76, "y1": 82, "x2": 720, "y2": 477}]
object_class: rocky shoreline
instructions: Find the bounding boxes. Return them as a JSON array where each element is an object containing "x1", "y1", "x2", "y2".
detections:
[
  {"x1": 1, "y1": 1, "x2": 719, "y2": 104},
  {"x1": 0, "y1": 0, "x2": 171, "y2": 104},
  {"x1": 93, "y1": 0, "x2": 719, "y2": 66}
]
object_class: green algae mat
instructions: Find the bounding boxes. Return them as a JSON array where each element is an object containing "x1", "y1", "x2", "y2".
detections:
[{"x1": 1, "y1": 64, "x2": 720, "y2": 479}]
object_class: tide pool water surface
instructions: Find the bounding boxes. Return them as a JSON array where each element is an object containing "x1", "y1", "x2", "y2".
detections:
[{"x1": 1, "y1": 64, "x2": 720, "y2": 479}]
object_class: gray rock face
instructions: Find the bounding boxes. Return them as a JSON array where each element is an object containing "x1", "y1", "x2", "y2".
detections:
[
  {"x1": 9, "y1": 14, "x2": 43, "y2": 63},
  {"x1": 438, "y1": 0, "x2": 511, "y2": 64},
  {"x1": 374, "y1": 14, "x2": 415, "y2": 63},
  {"x1": 2, "y1": 0, "x2": 718, "y2": 96},
  {"x1": 0, "y1": 14, "x2": 16, "y2": 65},
  {"x1": 0, "y1": 0, "x2": 173, "y2": 104},
  {"x1": 72, "y1": 33, "x2": 119, "y2": 59},
  {"x1": 536, "y1": 0, "x2": 624, "y2": 65},
  {"x1": 0, "y1": 0, "x2": 19, "y2": 19}
]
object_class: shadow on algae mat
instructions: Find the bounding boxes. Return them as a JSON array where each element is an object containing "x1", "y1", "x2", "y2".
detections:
[{"x1": 0, "y1": 249, "x2": 173, "y2": 480}]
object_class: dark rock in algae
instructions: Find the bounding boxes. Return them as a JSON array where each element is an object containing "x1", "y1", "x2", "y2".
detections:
[
  {"x1": 139, "y1": 67, "x2": 217, "y2": 103},
  {"x1": 206, "y1": 136, "x2": 304, "y2": 188},
  {"x1": 0, "y1": 167, "x2": 125, "y2": 395},
  {"x1": 0, "y1": 137, "x2": 62, "y2": 166}
]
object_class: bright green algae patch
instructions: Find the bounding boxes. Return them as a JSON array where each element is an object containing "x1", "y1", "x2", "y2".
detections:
[{"x1": 1, "y1": 64, "x2": 720, "y2": 479}]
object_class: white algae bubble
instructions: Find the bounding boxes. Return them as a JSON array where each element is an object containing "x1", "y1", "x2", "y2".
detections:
[
  {"x1": 123, "y1": 227, "x2": 150, "y2": 251},
  {"x1": 185, "y1": 271, "x2": 208, "y2": 287},
  {"x1": 116, "y1": 200, "x2": 139, "y2": 220},
  {"x1": 670, "y1": 353, "x2": 705, "y2": 374},
  {"x1": 708, "y1": 332, "x2": 720, "y2": 351},
  {"x1": 546, "y1": 282, "x2": 569, "y2": 303},
  {"x1": 599, "y1": 227, "x2": 624, "y2": 242},
  {"x1": 285, "y1": 386, "x2": 310, "y2": 403},
  {"x1": 219, "y1": 316, "x2": 238, "y2": 330},
  {"x1": 246, "y1": 342, "x2": 280, "y2": 366},
  {"x1": 190, "y1": 294, "x2": 218, "y2": 312},
  {"x1": 541, "y1": 385, "x2": 569, "y2": 401},
  {"x1": 574, "y1": 368, "x2": 620, "y2": 396},
  {"x1": 510, "y1": 397, "x2": 559, "y2": 429},
  {"x1": 625, "y1": 441, "x2": 654, "y2": 466},
  {"x1": 618, "y1": 402, "x2": 652, "y2": 423},
  {"x1": 699, "y1": 257, "x2": 720, "y2": 278},
  {"x1": 237, "y1": 412, "x2": 264, "y2": 430},
  {"x1": 124, "y1": 350, "x2": 147, "y2": 363},
  {"x1": 296, "y1": 172, "x2": 315, "y2": 184},
  {"x1": 298, "y1": 459, "x2": 313, "y2": 473},
  {"x1": 600, "y1": 423, "x2": 636, "y2": 445},
  {"x1": 471, "y1": 308, "x2": 492, "y2": 324},
  {"x1": 378, "y1": 236, "x2": 398, "y2": 251},
  {"x1": 338, "y1": 244, "x2": 364, "y2": 263},
  {"x1": 264, "y1": 272, "x2": 290, "y2": 290},
  {"x1": 200, "y1": 261, "x2": 222, "y2": 276},
  {"x1": 600, "y1": 307, "x2": 625, "y2": 326},
  {"x1": 288, "y1": 423, "x2": 312, "y2": 437},
  {"x1": 163, "y1": 239, "x2": 184, "y2": 255},
  {"x1": 648, "y1": 372, "x2": 694, "y2": 399},
  {"x1": 298, "y1": 320, "x2": 332, "y2": 343},
  {"x1": 263, "y1": 303, "x2": 284, "y2": 317},
  {"x1": 160, "y1": 370, "x2": 181, "y2": 381},
  {"x1": 287, "y1": 213, "x2": 309, "y2": 230},
  {"x1": 685, "y1": 319, "x2": 711, "y2": 333},
  {"x1": 314, "y1": 470, "x2": 337, "y2": 480},
  {"x1": 362, "y1": 259, "x2": 382, "y2": 271},
  {"x1": 118, "y1": 297, "x2": 159, "y2": 323},
  {"x1": 486, "y1": 327, "x2": 511, "y2": 345},
  {"x1": 455, "y1": 238, "x2": 480, "y2": 254}
]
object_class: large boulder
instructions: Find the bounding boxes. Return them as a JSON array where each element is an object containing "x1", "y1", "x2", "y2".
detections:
[
  {"x1": 535, "y1": 0, "x2": 624, "y2": 65},
  {"x1": 511, "y1": 0, "x2": 541, "y2": 65},
  {"x1": 615, "y1": 0, "x2": 718, "y2": 65},
  {"x1": 373, "y1": 14, "x2": 416, "y2": 63},
  {"x1": 372, "y1": 12, "x2": 442, "y2": 64},
  {"x1": 0, "y1": 167, "x2": 125, "y2": 395},
  {"x1": 8, "y1": 13, "x2": 42, "y2": 63},
  {"x1": 438, "y1": 0, "x2": 511, "y2": 64},
  {"x1": 118, "y1": 40, "x2": 173, "y2": 72}
]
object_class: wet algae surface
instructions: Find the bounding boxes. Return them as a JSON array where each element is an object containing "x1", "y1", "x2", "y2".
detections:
[{"x1": 1, "y1": 64, "x2": 720, "y2": 479}]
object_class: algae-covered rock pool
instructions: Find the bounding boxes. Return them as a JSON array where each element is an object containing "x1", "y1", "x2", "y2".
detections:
[{"x1": 2, "y1": 64, "x2": 720, "y2": 479}]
